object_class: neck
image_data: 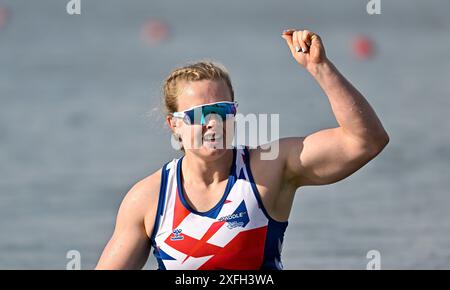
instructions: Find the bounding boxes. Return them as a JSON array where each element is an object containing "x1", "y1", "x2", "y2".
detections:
[{"x1": 181, "y1": 149, "x2": 234, "y2": 186}]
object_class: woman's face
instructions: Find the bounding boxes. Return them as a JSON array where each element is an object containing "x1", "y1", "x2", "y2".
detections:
[{"x1": 168, "y1": 79, "x2": 234, "y2": 160}]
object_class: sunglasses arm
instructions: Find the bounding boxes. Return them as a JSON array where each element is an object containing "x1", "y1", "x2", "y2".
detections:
[{"x1": 172, "y1": 112, "x2": 185, "y2": 118}]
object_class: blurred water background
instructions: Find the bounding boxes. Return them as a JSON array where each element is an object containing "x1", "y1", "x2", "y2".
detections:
[{"x1": 0, "y1": 0, "x2": 449, "y2": 269}]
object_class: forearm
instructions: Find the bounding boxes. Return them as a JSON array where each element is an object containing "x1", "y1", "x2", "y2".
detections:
[{"x1": 307, "y1": 60, "x2": 389, "y2": 146}]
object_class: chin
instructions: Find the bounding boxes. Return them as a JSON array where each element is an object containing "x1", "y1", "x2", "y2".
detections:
[
  {"x1": 194, "y1": 143, "x2": 231, "y2": 160},
  {"x1": 200, "y1": 146, "x2": 226, "y2": 156}
]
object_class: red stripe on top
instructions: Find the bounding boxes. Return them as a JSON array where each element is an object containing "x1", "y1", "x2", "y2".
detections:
[{"x1": 172, "y1": 188, "x2": 191, "y2": 230}]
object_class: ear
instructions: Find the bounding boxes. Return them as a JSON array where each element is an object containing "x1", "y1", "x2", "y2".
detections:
[{"x1": 166, "y1": 115, "x2": 176, "y2": 132}]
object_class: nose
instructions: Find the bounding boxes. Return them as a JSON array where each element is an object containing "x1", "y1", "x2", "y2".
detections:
[
  {"x1": 206, "y1": 119, "x2": 216, "y2": 130},
  {"x1": 204, "y1": 113, "x2": 221, "y2": 129}
]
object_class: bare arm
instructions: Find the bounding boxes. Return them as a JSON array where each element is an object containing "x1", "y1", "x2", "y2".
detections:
[
  {"x1": 280, "y1": 29, "x2": 389, "y2": 187},
  {"x1": 96, "y1": 170, "x2": 161, "y2": 270}
]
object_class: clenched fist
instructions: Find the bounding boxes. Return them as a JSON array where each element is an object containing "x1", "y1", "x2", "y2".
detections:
[{"x1": 281, "y1": 29, "x2": 327, "y2": 70}]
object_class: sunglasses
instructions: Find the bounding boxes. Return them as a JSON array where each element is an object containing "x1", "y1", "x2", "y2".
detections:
[{"x1": 171, "y1": 101, "x2": 238, "y2": 125}]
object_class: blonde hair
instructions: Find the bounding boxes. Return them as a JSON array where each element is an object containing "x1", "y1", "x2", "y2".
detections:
[{"x1": 162, "y1": 61, "x2": 234, "y2": 115}]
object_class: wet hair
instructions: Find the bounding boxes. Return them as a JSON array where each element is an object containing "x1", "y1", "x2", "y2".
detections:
[{"x1": 162, "y1": 61, "x2": 234, "y2": 115}]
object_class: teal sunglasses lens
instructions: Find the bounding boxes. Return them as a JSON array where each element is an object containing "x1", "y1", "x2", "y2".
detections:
[{"x1": 184, "y1": 103, "x2": 236, "y2": 125}]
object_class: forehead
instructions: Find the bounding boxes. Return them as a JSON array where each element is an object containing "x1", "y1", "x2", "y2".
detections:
[{"x1": 177, "y1": 80, "x2": 232, "y2": 111}]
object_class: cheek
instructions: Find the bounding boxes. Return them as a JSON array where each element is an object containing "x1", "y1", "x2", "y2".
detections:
[
  {"x1": 179, "y1": 124, "x2": 203, "y2": 142},
  {"x1": 224, "y1": 120, "x2": 236, "y2": 145}
]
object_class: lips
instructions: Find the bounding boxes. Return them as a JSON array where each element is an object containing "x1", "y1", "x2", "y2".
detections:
[{"x1": 203, "y1": 132, "x2": 223, "y2": 142}]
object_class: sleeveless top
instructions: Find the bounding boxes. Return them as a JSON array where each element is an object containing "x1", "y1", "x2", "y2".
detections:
[{"x1": 150, "y1": 146, "x2": 289, "y2": 270}]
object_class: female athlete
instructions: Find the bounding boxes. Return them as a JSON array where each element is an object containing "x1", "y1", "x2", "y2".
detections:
[{"x1": 96, "y1": 29, "x2": 389, "y2": 270}]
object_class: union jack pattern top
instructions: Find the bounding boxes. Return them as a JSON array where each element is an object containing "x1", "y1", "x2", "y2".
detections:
[{"x1": 150, "y1": 146, "x2": 288, "y2": 270}]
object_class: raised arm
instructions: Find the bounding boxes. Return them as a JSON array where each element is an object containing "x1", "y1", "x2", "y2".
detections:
[
  {"x1": 280, "y1": 29, "x2": 389, "y2": 187},
  {"x1": 96, "y1": 170, "x2": 161, "y2": 270}
]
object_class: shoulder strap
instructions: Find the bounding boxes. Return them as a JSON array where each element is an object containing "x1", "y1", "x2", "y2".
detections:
[{"x1": 150, "y1": 161, "x2": 171, "y2": 243}]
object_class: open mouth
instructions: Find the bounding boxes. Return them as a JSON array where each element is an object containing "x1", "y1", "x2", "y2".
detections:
[{"x1": 203, "y1": 132, "x2": 223, "y2": 143}]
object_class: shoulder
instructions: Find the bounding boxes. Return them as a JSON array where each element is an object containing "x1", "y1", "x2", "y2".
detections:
[
  {"x1": 245, "y1": 141, "x2": 287, "y2": 185},
  {"x1": 117, "y1": 167, "x2": 164, "y2": 237},
  {"x1": 246, "y1": 138, "x2": 305, "y2": 187},
  {"x1": 130, "y1": 169, "x2": 163, "y2": 200},
  {"x1": 244, "y1": 140, "x2": 301, "y2": 221},
  {"x1": 247, "y1": 137, "x2": 303, "y2": 167}
]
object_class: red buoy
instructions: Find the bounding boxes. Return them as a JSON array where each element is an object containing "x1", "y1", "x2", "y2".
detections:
[
  {"x1": 0, "y1": 7, "x2": 9, "y2": 30},
  {"x1": 140, "y1": 19, "x2": 169, "y2": 46},
  {"x1": 352, "y1": 35, "x2": 375, "y2": 60}
]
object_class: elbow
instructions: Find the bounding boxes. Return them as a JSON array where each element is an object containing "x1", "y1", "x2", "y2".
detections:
[
  {"x1": 367, "y1": 131, "x2": 390, "y2": 157},
  {"x1": 377, "y1": 130, "x2": 390, "y2": 151}
]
